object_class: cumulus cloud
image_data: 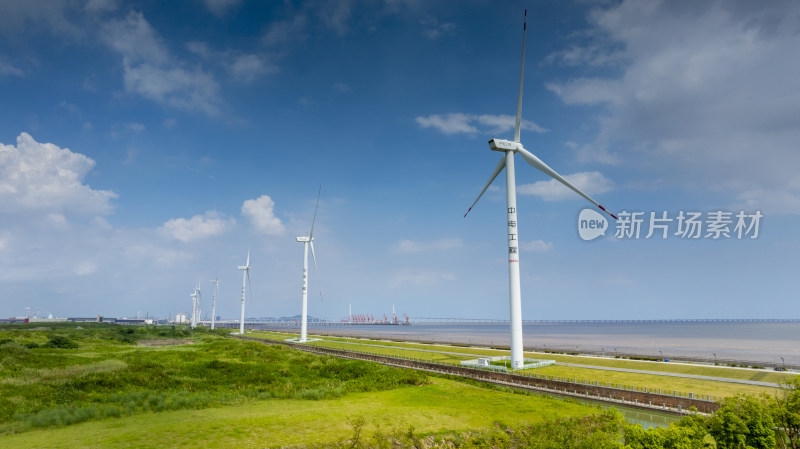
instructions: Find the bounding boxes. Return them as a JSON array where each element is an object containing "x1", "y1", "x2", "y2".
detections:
[
  {"x1": 0, "y1": 132, "x2": 117, "y2": 216},
  {"x1": 518, "y1": 171, "x2": 613, "y2": 201},
  {"x1": 393, "y1": 238, "x2": 462, "y2": 254},
  {"x1": 416, "y1": 113, "x2": 547, "y2": 136},
  {"x1": 547, "y1": 0, "x2": 800, "y2": 213},
  {"x1": 241, "y1": 195, "x2": 285, "y2": 235},
  {"x1": 160, "y1": 211, "x2": 234, "y2": 243}
]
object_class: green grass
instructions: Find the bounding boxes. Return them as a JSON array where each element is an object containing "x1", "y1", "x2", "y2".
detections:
[
  {"x1": 0, "y1": 377, "x2": 596, "y2": 449},
  {"x1": 524, "y1": 365, "x2": 776, "y2": 400},
  {"x1": 248, "y1": 330, "x2": 796, "y2": 399},
  {"x1": 0, "y1": 325, "x2": 427, "y2": 434}
]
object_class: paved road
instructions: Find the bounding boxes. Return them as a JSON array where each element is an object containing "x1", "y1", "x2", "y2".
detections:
[{"x1": 329, "y1": 339, "x2": 782, "y2": 387}]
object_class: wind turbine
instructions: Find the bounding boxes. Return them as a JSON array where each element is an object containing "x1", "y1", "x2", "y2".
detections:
[
  {"x1": 464, "y1": 10, "x2": 617, "y2": 369},
  {"x1": 210, "y1": 276, "x2": 220, "y2": 331},
  {"x1": 190, "y1": 284, "x2": 201, "y2": 329},
  {"x1": 296, "y1": 188, "x2": 322, "y2": 343},
  {"x1": 237, "y1": 248, "x2": 251, "y2": 335}
]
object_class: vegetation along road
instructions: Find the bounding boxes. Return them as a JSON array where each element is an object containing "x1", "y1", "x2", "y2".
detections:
[{"x1": 2, "y1": 323, "x2": 799, "y2": 448}]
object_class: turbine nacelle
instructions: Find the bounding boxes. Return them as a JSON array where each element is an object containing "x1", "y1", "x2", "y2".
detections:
[
  {"x1": 296, "y1": 236, "x2": 312, "y2": 243},
  {"x1": 489, "y1": 138, "x2": 520, "y2": 152}
]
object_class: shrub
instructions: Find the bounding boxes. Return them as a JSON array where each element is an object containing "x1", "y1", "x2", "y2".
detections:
[{"x1": 43, "y1": 336, "x2": 78, "y2": 349}]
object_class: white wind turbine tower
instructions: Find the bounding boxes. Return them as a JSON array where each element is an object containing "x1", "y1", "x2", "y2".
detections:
[
  {"x1": 295, "y1": 188, "x2": 322, "y2": 343},
  {"x1": 464, "y1": 10, "x2": 617, "y2": 369},
  {"x1": 237, "y1": 248, "x2": 251, "y2": 335},
  {"x1": 210, "y1": 276, "x2": 220, "y2": 331},
  {"x1": 190, "y1": 284, "x2": 201, "y2": 329}
]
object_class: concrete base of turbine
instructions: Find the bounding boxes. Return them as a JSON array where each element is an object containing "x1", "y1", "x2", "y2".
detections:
[
  {"x1": 461, "y1": 356, "x2": 554, "y2": 372},
  {"x1": 285, "y1": 337, "x2": 321, "y2": 343}
]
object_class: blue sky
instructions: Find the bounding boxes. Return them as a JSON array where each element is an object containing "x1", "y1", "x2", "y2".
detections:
[{"x1": 1, "y1": 0, "x2": 798, "y2": 321}]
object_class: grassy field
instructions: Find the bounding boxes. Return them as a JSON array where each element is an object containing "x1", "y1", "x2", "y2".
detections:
[
  {"x1": 249, "y1": 330, "x2": 796, "y2": 399},
  {"x1": 0, "y1": 377, "x2": 594, "y2": 449},
  {"x1": 0, "y1": 324, "x2": 599, "y2": 448}
]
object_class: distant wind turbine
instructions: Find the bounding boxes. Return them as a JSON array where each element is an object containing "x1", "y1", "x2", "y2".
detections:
[
  {"x1": 296, "y1": 188, "x2": 322, "y2": 343},
  {"x1": 210, "y1": 276, "x2": 220, "y2": 331},
  {"x1": 190, "y1": 284, "x2": 201, "y2": 329},
  {"x1": 237, "y1": 247, "x2": 251, "y2": 335},
  {"x1": 464, "y1": 10, "x2": 617, "y2": 369}
]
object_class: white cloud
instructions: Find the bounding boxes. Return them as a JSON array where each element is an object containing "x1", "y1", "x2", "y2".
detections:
[
  {"x1": 123, "y1": 62, "x2": 220, "y2": 115},
  {"x1": 102, "y1": 11, "x2": 168, "y2": 66},
  {"x1": 262, "y1": 14, "x2": 308, "y2": 46},
  {"x1": 230, "y1": 54, "x2": 276, "y2": 83},
  {"x1": 0, "y1": 0, "x2": 80, "y2": 38},
  {"x1": 416, "y1": 113, "x2": 478, "y2": 135},
  {"x1": 520, "y1": 240, "x2": 553, "y2": 252},
  {"x1": 84, "y1": 0, "x2": 120, "y2": 14},
  {"x1": 393, "y1": 238, "x2": 462, "y2": 254},
  {"x1": 545, "y1": 78, "x2": 624, "y2": 106},
  {"x1": 416, "y1": 113, "x2": 547, "y2": 136},
  {"x1": 202, "y1": 0, "x2": 242, "y2": 16},
  {"x1": 318, "y1": 0, "x2": 354, "y2": 37},
  {"x1": 389, "y1": 269, "x2": 457, "y2": 288},
  {"x1": 126, "y1": 122, "x2": 145, "y2": 133},
  {"x1": 421, "y1": 19, "x2": 454, "y2": 40},
  {"x1": 102, "y1": 12, "x2": 221, "y2": 115},
  {"x1": 477, "y1": 114, "x2": 548, "y2": 134},
  {"x1": 518, "y1": 171, "x2": 613, "y2": 201},
  {"x1": 0, "y1": 132, "x2": 117, "y2": 216},
  {"x1": 548, "y1": 0, "x2": 800, "y2": 213},
  {"x1": 736, "y1": 185, "x2": 800, "y2": 215},
  {"x1": 0, "y1": 56, "x2": 24, "y2": 77},
  {"x1": 241, "y1": 195, "x2": 285, "y2": 235},
  {"x1": 189, "y1": 41, "x2": 276, "y2": 85},
  {"x1": 160, "y1": 211, "x2": 234, "y2": 243}
]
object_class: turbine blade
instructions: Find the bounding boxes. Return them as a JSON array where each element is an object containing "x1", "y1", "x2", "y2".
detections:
[
  {"x1": 310, "y1": 241, "x2": 322, "y2": 302},
  {"x1": 514, "y1": 9, "x2": 527, "y2": 143},
  {"x1": 246, "y1": 245, "x2": 250, "y2": 268},
  {"x1": 517, "y1": 146, "x2": 618, "y2": 220},
  {"x1": 309, "y1": 186, "x2": 321, "y2": 239},
  {"x1": 464, "y1": 154, "x2": 506, "y2": 217}
]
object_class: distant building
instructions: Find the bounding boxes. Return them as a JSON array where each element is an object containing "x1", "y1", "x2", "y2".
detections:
[
  {"x1": 116, "y1": 319, "x2": 146, "y2": 326},
  {"x1": 67, "y1": 317, "x2": 99, "y2": 323},
  {"x1": 0, "y1": 318, "x2": 29, "y2": 324}
]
